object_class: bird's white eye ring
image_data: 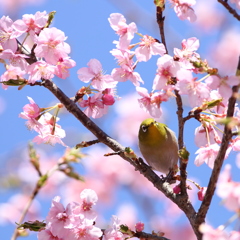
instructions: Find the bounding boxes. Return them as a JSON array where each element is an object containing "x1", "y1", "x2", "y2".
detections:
[{"x1": 141, "y1": 125, "x2": 148, "y2": 132}]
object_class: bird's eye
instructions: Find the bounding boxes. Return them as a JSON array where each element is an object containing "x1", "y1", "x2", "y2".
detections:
[{"x1": 141, "y1": 125, "x2": 148, "y2": 132}]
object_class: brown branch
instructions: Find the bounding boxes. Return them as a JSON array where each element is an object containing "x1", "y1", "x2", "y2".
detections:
[
  {"x1": 195, "y1": 58, "x2": 240, "y2": 230},
  {"x1": 37, "y1": 78, "x2": 201, "y2": 239},
  {"x1": 11, "y1": 179, "x2": 41, "y2": 240},
  {"x1": 134, "y1": 231, "x2": 170, "y2": 240},
  {"x1": 218, "y1": 0, "x2": 240, "y2": 21},
  {"x1": 156, "y1": 5, "x2": 168, "y2": 54},
  {"x1": 174, "y1": 90, "x2": 188, "y2": 196}
]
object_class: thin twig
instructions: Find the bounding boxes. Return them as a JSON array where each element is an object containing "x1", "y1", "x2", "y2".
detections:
[
  {"x1": 174, "y1": 90, "x2": 188, "y2": 195},
  {"x1": 11, "y1": 183, "x2": 40, "y2": 240},
  {"x1": 156, "y1": 6, "x2": 168, "y2": 54},
  {"x1": 218, "y1": 0, "x2": 240, "y2": 20}
]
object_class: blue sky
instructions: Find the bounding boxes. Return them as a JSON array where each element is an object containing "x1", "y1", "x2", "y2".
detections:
[{"x1": 0, "y1": 1, "x2": 240, "y2": 239}]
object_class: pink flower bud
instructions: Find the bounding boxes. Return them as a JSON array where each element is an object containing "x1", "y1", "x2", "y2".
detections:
[
  {"x1": 198, "y1": 187, "x2": 207, "y2": 201},
  {"x1": 135, "y1": 222, "x2": 144, "y2": 232},
  {"x1": 102, "y1": 94, "x2": 115, "y2": 105},
  {"x1": 173, "y1": 185, "x2": 181, "y2": 194}
]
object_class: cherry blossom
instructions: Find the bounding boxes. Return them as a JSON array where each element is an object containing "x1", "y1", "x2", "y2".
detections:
[
  {"x1": 176, "y1": 70, "x2": 211, "y2": 107},
  {"x1": 174, "y1": 37, "x2": 200, "y2": 69},
  {"x1": 135, "y1": 35, "x2": 166, "y2": 62},
  {"x1": 195, "y1": 144, "x2": 221, "y2": 168},
  {"x1": 67, "y1": 219, "x2": 102, "y2": 240},
  {"x1": 111, "y1": 67, "x2": 143, "y2": 87},
  {"x1": 33, "y1": 112, "x2": 67, "y2": 147},
  {"x1": 205, "y1": 75, "x2": 240, "y2": 100},
  {"x1": 197, "y1": 187, "x2": 207, "y2": 201},
  {"x1": 103, "y1": 215, "x2": 126, "y2": 240},
  {"x1": 102, "y1": 88, "x2": 116, "y2": 106},
  {"x1": 135, "y1": 222, "x2": 144, "y2": 232},
  {"x1": 79, "y1": 93, "x2": 108, "y2": 118},
  {"x1": 0, "y1": 49, "x2": 29, "y2": 70},
  {"x1": 230, "y1": 0, "x2": 240, "y2": 9},
  {"x1": 136, "y1": 86, "x2": 169, "y2": 118},
  {"x1": 34, "y1": 27, "x2": 71, "y2": 65},
  {"x1": 54, "y1": 57, "x2": 76, "y2": 79},
  {"x1": 170, "y1": 0, "x2": 197, "y2": 22},
  {"x1": 1, "y1": 65, "x2": 26, "y2": 89},
  {"x1": 13, "y1": 11, "x2": 48, "y2": 38},
  {"x1": 199, "y1": 223, "x2": 229, "y2": 240},
  {"x1": 108, "y1": 13, "x2": 137, "y2": 50},
  {"x1": 153, "y1": 54, "x2": 180, "y2": 91},
  {"x1": 38, "y1": 227, "x2": 64, "y2": 240},
  {"x1": 194, "y1": 121, "x2": 222, "y2": 147},
  {"x1": 19, "y1": 96, "x2": 42, "y2": 131},
  {"x1": 0, "y1": 15, "x2": 18, "y2": 52},
  {"x1": 77, "y1": 59, "x2": 117, "y2": 91},
  {"x1": 28, "y1": 60, "x2": 55, "y2": 83},
  {"x1": 216, "y1": 164, "x2": 240, "y2": 212}
]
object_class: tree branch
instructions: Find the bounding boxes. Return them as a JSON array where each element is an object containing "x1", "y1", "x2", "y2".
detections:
[
  {"x1": 174, "y1": 90, "x2": 188, "y2": 195},
  {"x1": 156, "y1": 5, "x2": 168, "y2": 54},
  {"x1": 218, "y1": 0, "x2": 240, "y2": 20},
  {"x1": 195, "y1": 57, "x2": 240, "y2": 229},
  {"x1": 37, "y1": 78, "x2": 201, "y2": 239}
]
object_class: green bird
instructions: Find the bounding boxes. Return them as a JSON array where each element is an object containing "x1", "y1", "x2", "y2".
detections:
[{"x1": 138, "y1": 118, "x2": 179, "y2": 174}]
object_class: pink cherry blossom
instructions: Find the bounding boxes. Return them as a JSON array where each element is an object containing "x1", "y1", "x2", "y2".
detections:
[
  {"x1": 153, "y1": 54, "x2": 180, "y2": 91},
  {"x1": 68, "y1": 219, "x2": 103, "y2": 240},
  {"x1": 77, "y1": 59, "x2": 117, "y2": 91},
  {"x1": 46, "y1": 196, "x2": 80, "y2": 238},
  {"x1": 205, "y1": 75, "x2": 240, "y2": 100},
  {"x1": 79, "y1": 93, "x2": 108, "y2": 118},
  {"x1": 231, "y1": 137, "x2": 240, "y2": 151},
  {"x1": 110, "y1": 48, "x2": 143, "y2": 86},
  {"x1": 174, "y1": 37, "x2": 200, "y2": 69},
  {"x1": 197, "y1": 187, "x2": 207, "y2": 201},
  {"x1": 194, "y1": 122, "x2": 222, "y2": 147},
  {"x1": 194, "y1": 144, "x2": 221, "y2": 168},
  {"x1": 34, "y1": 27, "x2": 71, "y2": 65},
  {"x1": 19, "y1": 96, "x2": 42, "y2": 130},
  {"x1": 54, "y1": 57, "x2": 76, "y2": 79},
  {"x1": 38, "y1": 227, "x2": 64, "y2": 240},
  {"x1": 103, "y1": 215, "x2": 126, "y2": 240},
  {"x1": 102, "y1": 88, "x2": 116, "y2": 106},
  {"x1": 1, "y1": 65, "x2": 26, "y2": 90},
  {"x1": 170, "y1": 0, "x2": 197, "y2": 22},
  {"x1": 28, "y1": 60, "x2": 55, "y2": 83},
  {"x1": 199, "y1": 223, "x2": 229, "y2": 240},
  {"x1": 136, "y1": 86, "x2": 169, "y2": 118},
  {"x1": 0, "y1": 15, "x2": 18, "y2": 52},
  {"x1": 217, "y1": 164, "x2": 240, "y2": 212},
  {"x1": 110, "y1": 48, "x2": 134, "y2": 67},
  {"x1": 135, "y1": 35, "x2": 166, "y2": 62},
  {"x1": 230, "y1": 0, "x2": 240, "y2": 9},
  {"x1": 0, "y1": 49, "x2": 29, "y2": 70},
  {"x1": 173, "y1": 185, "x2": 181, "y2": 194},
  {"x1": 135, "y1": 222, "x2": 144, "y2": 232},
  {"x1": 176, "y1": 70, "x2": 211, "y2": 107},
  {"x1": 108, "y1": 13, "x2": 137, "y2": 50},
  {"x1": 112, "y1": 65, "x2": 144, "y2": 87},
  {"x1": 33, "y1": 112, "x2": 67, "y2": 147},
  {"x1": 77, "y1": 189, "x2": 98, "y2": 222},
  {"x1": 13, "y1": 11, "x2": 48, "y2": 38}
]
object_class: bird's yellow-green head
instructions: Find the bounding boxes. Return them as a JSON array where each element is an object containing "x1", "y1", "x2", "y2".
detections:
[{"x1": 138, "y1": 118, "x2": 167, "y2": 146}]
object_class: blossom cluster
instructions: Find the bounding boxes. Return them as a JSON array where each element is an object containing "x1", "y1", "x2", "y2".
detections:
[
  {"x1": 19, "y1": 96, "x2": 66, "y2": 146},
  {"x1": 107, "y1": 12, "x2": 240, "y2": 170},
  {"x1": 38, "y1": 189, "x2": 143, "y2": 240},
  {"x1": 0, "y1": 11, "x2": 76, "y2": 89}
]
